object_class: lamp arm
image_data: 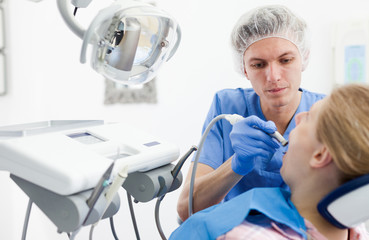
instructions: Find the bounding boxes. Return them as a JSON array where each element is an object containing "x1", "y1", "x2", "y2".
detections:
[
  {"x1": 71, "y1": 0, "x2": 94, "y2": 8},
  {"x1": 56, "y1": 0, "x2": 86, "y2": 39}
]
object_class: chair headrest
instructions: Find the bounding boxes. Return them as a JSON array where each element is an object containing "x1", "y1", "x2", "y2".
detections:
[{"x1": 318, "y1": 174, "x2": 369, "y2": 229}]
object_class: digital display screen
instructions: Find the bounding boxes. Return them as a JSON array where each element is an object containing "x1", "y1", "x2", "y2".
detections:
[
  {"x1": 67, "y1": 132, "x2": 105, "y2": 145},
  {"x1": 144, "y1": 141, "x2": 160, "y2": 147}
]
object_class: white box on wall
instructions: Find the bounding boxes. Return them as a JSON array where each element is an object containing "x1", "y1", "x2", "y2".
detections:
[
  {"x1": 0, "y1": 6, "x2": 3, "y2": 49},
  {"x1": 332, "y1": 19, "x2": 369, "y2": 86},
  {"x1": 0, "y1": 4, "x2": 6, "y2": 95},
  {"x1": 0, "y1": 54, "x2": 5, "y2": 94}
]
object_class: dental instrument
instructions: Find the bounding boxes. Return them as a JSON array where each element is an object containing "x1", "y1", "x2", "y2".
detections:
[
  {"x1": 269, "y1": 131, "x2": 289, "y2": 146},
  {"x1": 225, "y1": 114, "x2": 288, "y2": 146},
  {"x1": 188, "y1": 114, "x2": 288, "y2": 217}
]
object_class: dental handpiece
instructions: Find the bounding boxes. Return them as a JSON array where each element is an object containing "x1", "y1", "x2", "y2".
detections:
[
  {"x1": 269, "y1": 131, "x2": 288, "y2": 146},
  {"x1": 225, "y1": 114, "x2": 289, "y2": 146}
]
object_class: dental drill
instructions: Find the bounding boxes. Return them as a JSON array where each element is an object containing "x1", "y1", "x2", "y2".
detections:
[
  {"x1": 188, "y1": 114, "x2": 288, "y2": 217},
  {"x1": 224, "y1": 114, "x2": 288, "y2": 146}
]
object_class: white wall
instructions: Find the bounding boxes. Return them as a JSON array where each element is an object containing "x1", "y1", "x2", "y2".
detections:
[{"x1": 1, "y1": 0, "x2": 369, "y2": 239}]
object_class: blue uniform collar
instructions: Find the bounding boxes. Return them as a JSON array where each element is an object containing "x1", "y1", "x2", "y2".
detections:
[{"x1": 169, "y1": 188, "x2": 307, "y2": 239}]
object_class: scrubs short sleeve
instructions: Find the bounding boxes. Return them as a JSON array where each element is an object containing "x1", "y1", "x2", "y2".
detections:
[{"x1": 193, "y1": 88, "x2": 325, "y2": 201}]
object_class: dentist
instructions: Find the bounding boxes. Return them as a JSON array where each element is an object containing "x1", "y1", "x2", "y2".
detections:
[{"x1": 177, "y1": 5, "x2": 325, "y2": 221}]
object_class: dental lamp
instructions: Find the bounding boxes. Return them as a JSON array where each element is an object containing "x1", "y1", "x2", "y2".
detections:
[
  {"x1": 3, "y1": 1, "x2": 181, "y2": 238},
  {"x1": 55, "y1": 0, "x2": 181, "y2": 85}
]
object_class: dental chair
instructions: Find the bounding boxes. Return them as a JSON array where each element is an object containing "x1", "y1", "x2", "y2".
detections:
[{"x1": 318, "y1": 173, "x2": 369, "y2": 229}]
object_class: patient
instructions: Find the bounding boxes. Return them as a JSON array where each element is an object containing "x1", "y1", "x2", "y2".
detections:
[{"x1": 170, "y1": 84, "x2": 369, "y2": 240}]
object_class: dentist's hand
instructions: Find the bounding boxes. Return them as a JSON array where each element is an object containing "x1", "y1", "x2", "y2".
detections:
[{"x1": 230, "y1": 115, "x2": 280, "y2": 175}]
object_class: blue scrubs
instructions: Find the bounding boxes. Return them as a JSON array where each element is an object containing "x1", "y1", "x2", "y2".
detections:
[{"x1": 196, "y1": 88, "x2": 325, "y2": 201}]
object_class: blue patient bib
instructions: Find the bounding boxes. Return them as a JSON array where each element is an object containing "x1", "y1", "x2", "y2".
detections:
[{"x1": 169, "y1": 188, "x2": 307, "y2": 240}]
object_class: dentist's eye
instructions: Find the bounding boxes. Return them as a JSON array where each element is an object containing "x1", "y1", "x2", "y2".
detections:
[
  {"x1": 280, "y1": 58, "x2": 293, "y2": 64},
  {"x1": 250, "y1": 62, "x2": 266, "y2": 69}
]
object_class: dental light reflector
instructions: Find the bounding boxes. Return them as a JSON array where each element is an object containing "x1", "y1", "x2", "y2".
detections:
[{"x1": 58, "y1": 0, "x2": 181, "y2": 85}]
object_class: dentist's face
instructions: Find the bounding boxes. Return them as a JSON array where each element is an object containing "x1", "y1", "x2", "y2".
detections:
[
  {"x1": 280, "y1": 99, "x2": 325, "y2": 189},
  {"x1": 243, "y1": 38, "x2": 303, "y2": 111}
]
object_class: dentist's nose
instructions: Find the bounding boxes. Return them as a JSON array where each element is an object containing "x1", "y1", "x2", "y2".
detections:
[{"x1": 266, "y1": 62, "x2": 281, "y2": 82}]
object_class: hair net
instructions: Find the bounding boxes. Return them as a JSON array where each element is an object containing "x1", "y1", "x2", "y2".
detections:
[{"x1": 230, "y1": 5, "x2": 310, "y2": 75}]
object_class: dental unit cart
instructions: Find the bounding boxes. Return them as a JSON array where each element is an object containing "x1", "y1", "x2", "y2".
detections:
[{"x1": 0, "y1": 120, "x2": 182, "y2": 235}]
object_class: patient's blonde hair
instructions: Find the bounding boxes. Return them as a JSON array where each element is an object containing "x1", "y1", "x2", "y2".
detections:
[{"x1": 316, "y1": 84, "x2": 369, "y2": 181}]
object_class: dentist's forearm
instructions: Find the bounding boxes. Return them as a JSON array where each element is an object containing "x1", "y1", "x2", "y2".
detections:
[{"x1": 177, "y1": 157, "x2": 242, "y2": 221}]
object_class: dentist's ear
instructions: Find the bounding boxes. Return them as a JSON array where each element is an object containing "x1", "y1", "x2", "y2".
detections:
[
  {"x1": 243, "y1": 55, "x2": 250, "y2": 80},
  {"x1": 310, "y1": 145, "x2": 333, "y2": 168},
  {"x1": 244, "y1": 66, "x2": 249, "y2": 80}
]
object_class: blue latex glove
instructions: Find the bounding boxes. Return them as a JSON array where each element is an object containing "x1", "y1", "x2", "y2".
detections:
[{"x1": 230, "y1": 115, "x2": 280, "y2": 175}]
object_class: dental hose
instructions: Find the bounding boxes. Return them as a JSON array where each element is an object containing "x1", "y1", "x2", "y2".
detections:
[
  {"x1": 155, "y1": 145, "x2": 198, "y2": 240},
  {"x1": 188, "y1": 114, "x2": 288, "y2": 217},
  {"x1": 188, "y1": 114, "x2": 230, "y2": 217}
]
